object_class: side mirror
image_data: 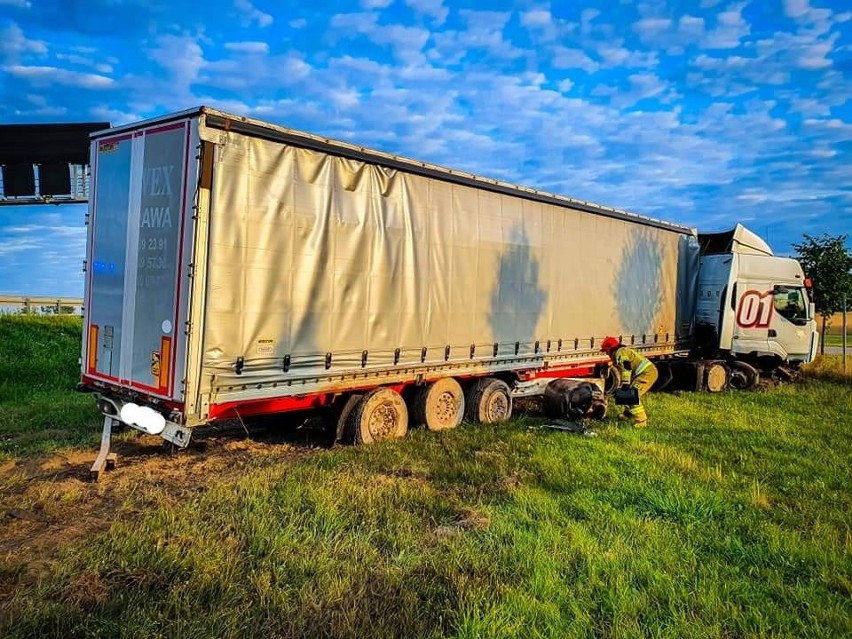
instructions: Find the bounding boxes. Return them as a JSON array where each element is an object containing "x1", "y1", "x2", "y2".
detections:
[{"x1": 809, "y1": 302, "x2": 816, "y2": 321}]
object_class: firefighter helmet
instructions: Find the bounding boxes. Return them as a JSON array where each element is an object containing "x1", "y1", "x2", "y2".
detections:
[{"x1": 601, "y1": 336, "x2": 620, "y2": 353}]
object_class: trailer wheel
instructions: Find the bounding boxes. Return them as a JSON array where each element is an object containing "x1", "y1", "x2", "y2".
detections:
[
  {"x1": 332, "y1": 393, "x2": 365, "y2": 443},
  {"x1": 412, "y1": 378, "x2": 465, "y2": 431},
  {"x1": 704, "y1": 361, "x2": 729, "y2": 392},
  {"x1": 729, "y1": 361, "x2": 759, "y2": 390},
  {"x1": 465, "y1": 378, "x2": 512, "y2": 424},
  {"x1": 345, "y1": 388, "x2": 409, "y2": 445}
]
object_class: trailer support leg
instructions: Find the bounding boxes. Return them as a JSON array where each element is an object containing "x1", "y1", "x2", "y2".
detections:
[{"x1": 90, "y1": 416, "x2": 118, "y2": 481}]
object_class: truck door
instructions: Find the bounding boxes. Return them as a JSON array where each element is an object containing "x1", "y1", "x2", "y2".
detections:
[
  {"x1": 731, "y1": 283, "x2": 773, "y2": 357},
  {"x1": 84, "y1": 121, "x2": 192, "y2": 400},
  {"x1": 731, "y1": 283, "x2": 814, "y2": 361},
  {"x1": 768, "y1": 285, "x2": 813, "y2": 361}
]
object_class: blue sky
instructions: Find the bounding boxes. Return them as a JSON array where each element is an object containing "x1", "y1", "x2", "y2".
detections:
[{"x1": 1, "y1": 0, "x2": 850, "y2": 296}]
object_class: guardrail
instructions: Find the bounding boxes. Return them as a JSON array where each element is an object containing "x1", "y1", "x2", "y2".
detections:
[{"x1": 0, "y1": 295, "x2": 83, "y2": 315}]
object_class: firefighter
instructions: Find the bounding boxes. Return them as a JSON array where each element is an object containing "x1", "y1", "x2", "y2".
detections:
[{"x1": 600, "y1": 336, "x2": 658, "y2": 427}]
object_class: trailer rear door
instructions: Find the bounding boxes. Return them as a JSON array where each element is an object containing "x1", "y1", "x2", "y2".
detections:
[{"x1": 84, "y1": 120, "x2": 194, "y2": 402}]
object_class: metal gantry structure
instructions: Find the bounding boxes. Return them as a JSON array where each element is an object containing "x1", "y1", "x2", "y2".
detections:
[{"x1": 0, "y1": 122, "x2": 108, "y2": 207}]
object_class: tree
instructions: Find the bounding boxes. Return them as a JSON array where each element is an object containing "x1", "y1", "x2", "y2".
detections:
[{"x1": 792, "y1": 233, "x2": 852, "y2": 354}]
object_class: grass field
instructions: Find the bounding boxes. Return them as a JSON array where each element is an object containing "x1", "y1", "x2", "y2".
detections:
[
  {"x1": 1, "y1": 316, "x2": 851, "y2": 638},
  {"x1": 0, "y1": 315, "x2": 102, "y2": 460}
]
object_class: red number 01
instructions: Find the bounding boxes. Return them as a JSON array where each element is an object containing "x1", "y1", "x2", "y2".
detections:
[{"x1": 737, "y1": 290, "x2": 773, "y2": 328}]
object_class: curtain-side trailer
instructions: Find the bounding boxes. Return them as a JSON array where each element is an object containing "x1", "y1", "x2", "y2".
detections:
[{"x1": 79, "y1": 107, "x2": 816, "y2": 478}]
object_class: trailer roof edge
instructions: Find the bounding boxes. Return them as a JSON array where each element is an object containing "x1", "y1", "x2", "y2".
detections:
[{"x1": 93, "y1": 105, "x2": 694, "y2": 236}]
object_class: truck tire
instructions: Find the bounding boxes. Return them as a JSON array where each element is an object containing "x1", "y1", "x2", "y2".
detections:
[
  {"x1": 465, "y1": 378, "x2": 512, "y2": 424},
  {"x1": 704, "y1": 361, "x2": 729, "y2": 392},
  {"x1": 345, "y1": 388, "x2": 409, "y2": 445},
  {"x1": 604, "y1": 366, "x2": 621, "y2": 395},
  {"x1": 411, "y1": 378, "x2": 465, "y2": 431},
  {"x1": 729, "y1": 361, "x2": 759, "y2": 390}
]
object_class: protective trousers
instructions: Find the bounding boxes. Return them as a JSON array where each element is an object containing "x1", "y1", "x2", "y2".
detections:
[{"x1": 626, "y1": 366, "x2": 659, "y2": 425}]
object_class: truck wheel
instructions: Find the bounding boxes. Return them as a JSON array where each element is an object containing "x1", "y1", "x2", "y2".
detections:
[
  {"x1": 412, "y1": 378, "x2": 465, "y2": 431},
  {"x1": 604, "y1": 366, "x2": 621, "y2": 395},
  {"x1": 465, "y1": 378, "x2": 512, "y2": 424},
  {"x1": 704, "y1": 361, "x2": 729, "y2": 392},
  {"x1": 729, "y1": 361, "x2": 759, "y2": 390},
  {"x1": 345, "y1": 388, "x2": 409, "y2": 445}
]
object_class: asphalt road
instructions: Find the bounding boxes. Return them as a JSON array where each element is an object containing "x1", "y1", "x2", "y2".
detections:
[{"x1": 824, "y1": 346, "x2": 849, "y2": 356}]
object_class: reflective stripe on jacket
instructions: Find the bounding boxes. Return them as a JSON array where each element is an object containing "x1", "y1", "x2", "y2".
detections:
[{"x1": 613, "y1": 346, "x2": 655, "y2": 382}]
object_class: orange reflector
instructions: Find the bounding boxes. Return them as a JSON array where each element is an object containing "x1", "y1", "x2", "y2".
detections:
[
  {"x1": 88, "y1": 325, "x2": 99, "y2": 372},
  {"x1": 159, "y1": 336, "x2": 172, "y2": 391}
]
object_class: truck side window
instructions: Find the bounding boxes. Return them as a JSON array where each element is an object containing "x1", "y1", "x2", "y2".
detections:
[{"x1": 773, "y1": 286, "x2": 807, "y2": 322}]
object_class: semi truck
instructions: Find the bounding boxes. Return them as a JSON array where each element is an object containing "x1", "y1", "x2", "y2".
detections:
[{"x1": 79, "y1": 107, "x2": 819, "y2": 477}]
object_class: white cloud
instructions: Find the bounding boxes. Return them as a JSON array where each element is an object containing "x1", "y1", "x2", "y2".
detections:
[
  {"x1": 3, "y1": 65, "x2": 114, "y2": 88},
  {"x1": 703, "y1": 3, "x2": 750, "y2": 49},
  {"x1": 756, "y1": 29, "x2": 840, "y2": 71},
  {"x1": 55, "y1": 52, "x2": 96, "y2": 66},
  {"x1": 593, "y1": 41, "x2": 658, "y2": 68},
  {"x1": 90, "y1": 106, "x2": 144, "y2": 126},
  {"x1": 633, "y1": 17, "x2": 672, "y2": 39},
  {"x1": 783, "y1": 0, "x2": 808, "y2": 18},
  {"x1": 361, "y1": 0, "x2": 392, "y2": 8},
  {"x1": 224, "y1": 41, "x2": 270, "y2": 55},
  {"x1": 290, "y1": 18, "x2": 307, "y2": 28},
  {"x1": 0, "y1": 23, "x2": 47, "y2": 61},
  {"x1": 634, "y1": 14, "x2": 706, "y2": 53},
  {"x1": 404, "y1": 0, "x2": 449, "y2": 24},
  {"x1": 521, "y1": 9, "x2": 553, "y2": 28},
  {"x1": 149, "y1": 34, "x2": 205, "y2": 88},
  {"x1": 580, "y1": 8, "x2": 600, "y2": 34},
  {"x1": 558, "y1": 78, "x2": 574, "y2": 93},
  {"x1": 552, "y1": 47, "x2": 599, "y2": 73},
  {"x1": 234, "y1": 0, "x2": 273, "y2": 28},
  {"x1": 430, "y1": 10, "x2": 527, "y2": 63},
  {"x1": 678, "y1": 15, "x2": 705, "y2": 38},
  {"x1": 331, "y1": 14, "x2": 432, "y2": 64},
  {"x1": 200, "y1": 53, "x2": 312, "y2": 92}
]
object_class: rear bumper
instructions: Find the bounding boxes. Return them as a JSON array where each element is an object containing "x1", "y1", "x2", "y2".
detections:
[{"x1": 78, "y1": 379, "x2": 192, "y2": 448}]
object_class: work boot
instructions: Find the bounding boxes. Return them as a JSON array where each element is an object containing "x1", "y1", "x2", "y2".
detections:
[
  {"x1": 633, "y1": 418, "x2": 648, "y2": 429},
  {"x1": 617, "y1": 411, "x2": 631, "y2": 422}
]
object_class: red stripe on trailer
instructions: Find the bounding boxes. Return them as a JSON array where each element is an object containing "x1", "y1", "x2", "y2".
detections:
[
  {"x1": 518, "y1": 363, "x2": 606, "y2": 381},
  {"x1": 209, "y1": 383, "x2": 410, "y2": 420},
  {"x1": 209, "y1": 394, "x2": 334, "y2": 420}
]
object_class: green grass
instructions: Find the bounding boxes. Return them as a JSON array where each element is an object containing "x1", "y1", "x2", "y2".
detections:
[
  {"x1": 0, "y1": 315, "x2": 102, "y2": 460},
  {"x1": 822, "y1": 333, "x2": 849, "y2": 348},
  {"x1": 2, "y1": 317, "x2": 851, "y2": 638}
]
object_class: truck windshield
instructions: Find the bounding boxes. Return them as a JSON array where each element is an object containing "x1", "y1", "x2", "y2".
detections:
[{"x1": 773, "y1": 286, "x2": 808, "y2": 322}]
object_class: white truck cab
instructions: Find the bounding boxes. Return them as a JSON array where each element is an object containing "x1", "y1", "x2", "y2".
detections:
[{"x1": 696, "y1": 225, "x2": 818, "y2": 368}]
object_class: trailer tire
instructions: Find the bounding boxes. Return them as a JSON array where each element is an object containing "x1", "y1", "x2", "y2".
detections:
[
  {"x1": 345, "y1": 388, "x2": 409, "y2": 445},
  {"x1": 465, "y1": 378, "x2": 512, "y2": 424},
  {"x1": 333, "y1": 393, "x2": 365, "y2": 443},
  {"x1": 412, "y1": 378, "x2": 465, "y2": 431}
]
